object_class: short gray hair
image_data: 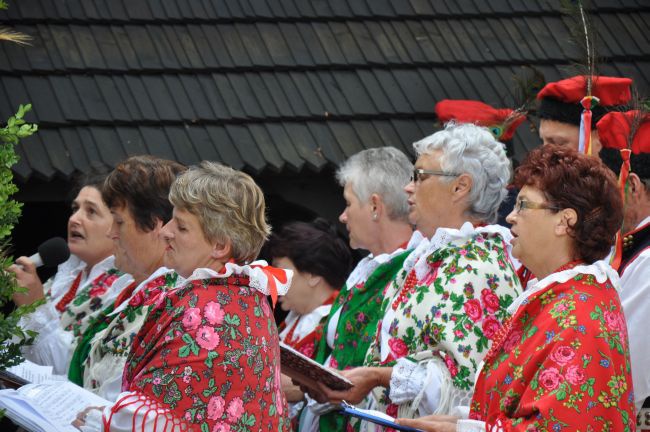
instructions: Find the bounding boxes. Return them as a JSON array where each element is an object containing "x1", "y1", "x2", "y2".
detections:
[
  {"x1": 169, "y1": 161, "x2": 270, "y2": 264},
  {"x1": 413, "y1": 122, "x2": 511, "y2": 223},
  {"x1": 336, "y1": 147, "x2": 413, "y2": 221}
]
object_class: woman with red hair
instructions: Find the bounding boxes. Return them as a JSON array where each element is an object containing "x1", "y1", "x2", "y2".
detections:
[{"x1": 397, "y1": 145, "x2": 635, "y2": 431}]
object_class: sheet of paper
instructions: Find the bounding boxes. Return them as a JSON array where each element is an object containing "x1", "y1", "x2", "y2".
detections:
[
  {"x1": 7, "y1": 359, "x2": 54, "y2": 384},
  {"x1": 0, "y1": 381, "x2": 110, "y2": 432}
]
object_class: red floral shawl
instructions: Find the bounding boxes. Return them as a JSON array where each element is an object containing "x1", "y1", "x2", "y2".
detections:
[
  {"x1": 110, "y1": 275, "x2": 290, "y2": 432},
  {"x1": 471, "y1": 271, "x2": 635, "y2": 431}
]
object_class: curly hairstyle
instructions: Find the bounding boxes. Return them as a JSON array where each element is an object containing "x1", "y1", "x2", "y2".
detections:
[
  {"x1": 514, "y1": 144, "x2": 623, "y2": 263},
  {"x1": 266, "y1": 218, "x2": 353, "y2": 288},
  {"x1": 413, "y1": 122, "x2": 511, "y2": 223}
]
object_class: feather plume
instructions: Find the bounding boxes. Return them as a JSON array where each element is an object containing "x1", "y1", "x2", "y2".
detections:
[
  {"x1": 626, "y1": 89, "x2": 650, "y2": 150},
  {"x1": 560, "y1": 0, "x2": 599, "y2": 90},
  {"x1": 0, "y1": 28, "x2": 32, "y2": 46},
  {"x1": 508, "y1": 67, "x2": 545, "y2": 134},
  {"x1": 512, "y1": 66, "x2": 546, "y2": 113}
]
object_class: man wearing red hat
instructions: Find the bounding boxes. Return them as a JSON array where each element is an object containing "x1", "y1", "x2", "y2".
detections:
[
  {"x1": 537, "y1": 75, "x2": 633, "y2": 154},
  {"x1": 597, "y1": 110, "x2": 650, "y2": 424}
]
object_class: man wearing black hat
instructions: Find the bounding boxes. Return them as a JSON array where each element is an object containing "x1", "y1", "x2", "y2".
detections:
[
  {"x1": 537, "y1": 75, "x2": 633, "y2": 154},
  {"x1": 598, "y1": 111, "x2": 650, "y2": 423}
]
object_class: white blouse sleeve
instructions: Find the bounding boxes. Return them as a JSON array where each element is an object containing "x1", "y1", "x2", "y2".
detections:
[
  {"x1": 619, "y1": 250, "x2": 650, "y2": 412},
  {"x1": 457, "y1": 419, "x2": 487, "y2": 431},
  {"x1": 390, "y1": 355, "x2": 470, "y2": 419},
  {"x1": 389, "y1": 357, "x2": 442, "y2": 415},
  {"x1": 19, "y1": 300, "x2": 75, "y2": 375}
]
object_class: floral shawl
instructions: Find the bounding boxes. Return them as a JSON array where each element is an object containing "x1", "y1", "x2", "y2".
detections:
[
  {"x1": 59, "y1": 268, "x2": 124, "y2": 338},
  {"x1": 363, "y1": 224, "x2": 521, "y2": 418},
  {"x1": 82, "y1": 269, "x2": 179, "y2": 397},
  {"x1": 470, "y1": 262, "x2": 635, "y2": 431},
  {"x1": 105, "y1": 263, "x2": 291, "y2": 432},
  {"x1": 313, "y1": 248, "x2": 411, "y2": 432}
]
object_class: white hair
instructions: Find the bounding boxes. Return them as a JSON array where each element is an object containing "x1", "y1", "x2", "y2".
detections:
[
  {"x1": 413, "y1": 122, "x2": 511, "y2": 223},
  {"x1": 336, "y1": 147, "x2": 413, "y2": 222}
]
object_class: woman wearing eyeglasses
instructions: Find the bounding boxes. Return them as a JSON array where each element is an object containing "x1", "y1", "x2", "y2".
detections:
[
  {"x1": 307, "y1": 123, "x2": 522, "y2": 428},
  {"x1": 396, "y1": 145, "x2": 634, "y2": 431}
]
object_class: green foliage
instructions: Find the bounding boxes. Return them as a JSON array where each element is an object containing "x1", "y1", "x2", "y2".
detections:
[
  {"x1": 0, "y1": 104, "x2": 39, "y2": 372},
  {"x1": 1, "y1": 104, "x2": 37, "y2": 239},
  {"x1": 0, "y1": 1, "x2": 7, "y2": 10}
]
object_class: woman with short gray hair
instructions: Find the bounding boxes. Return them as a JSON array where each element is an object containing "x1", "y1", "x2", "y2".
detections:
[
  {"x1": 307, "y1": 123, "x2": 522, "y2": 429},
  {"x1": 303, "y1": 147, "x2": 414, "y2": 431},
  {"x1": 336, "y1": 146, "x2": 412, "y2": 223},
  {"x1": 412, "y1": 122, "x2": 511, "y2": 225}
]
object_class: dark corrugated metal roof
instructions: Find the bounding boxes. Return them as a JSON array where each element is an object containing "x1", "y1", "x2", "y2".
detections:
[{"x1": 1, "y1": 2, "x2": 649, "y2": 181}]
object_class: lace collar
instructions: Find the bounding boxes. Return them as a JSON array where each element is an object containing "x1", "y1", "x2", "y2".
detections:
[
  {"x1": 344, "y1": 231, "x2": 420, "y2": 288},
  {"x1": 186, "y1": 260, "x2": 292, "y2": 297},
  {"x1": 507, "y1": 260, "x2": 621, "y2": 315},
  {"x1": 407, "y1": 222, "x2": 515, "y2": 280}
]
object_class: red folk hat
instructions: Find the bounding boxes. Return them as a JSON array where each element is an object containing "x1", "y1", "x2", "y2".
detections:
[
  {"x1": 596, "y1": 110, "x2": 649, "y2": 269},
  {"x1": 435, "y1": 99, "x2": 526, "y2": 143},
  {"x1": 537, "y1": 76, "x2": 633, "y2": 126},
  {"x1": 597, "y1": 110, "x2": 650, "y2": 179}
]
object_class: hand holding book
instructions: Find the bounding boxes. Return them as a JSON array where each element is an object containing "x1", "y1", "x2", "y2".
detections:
[{"x1": 279, "y1": 342, "x2": 353, "y2": 392}]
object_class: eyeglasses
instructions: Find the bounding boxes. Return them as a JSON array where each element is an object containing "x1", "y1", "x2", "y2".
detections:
[
  {"x1": 514, "y1": 199, "x2": 562, "y2": 214},
  {"x1": 411, "y1": 168, "x2": 460, "y2": 183}
]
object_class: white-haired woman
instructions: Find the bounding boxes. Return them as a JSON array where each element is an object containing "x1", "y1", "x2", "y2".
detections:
[
  {"x1": 309, "y1": 123, "x2": 522, "y2": 428},
  {"x1": 76, "y1": 161, "x2": 291, "y2": 432},
  {"x1": 301, "y1": 147, "x2": 414, "y2": 431}
]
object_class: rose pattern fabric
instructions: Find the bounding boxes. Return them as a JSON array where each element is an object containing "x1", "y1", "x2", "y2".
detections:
[
  {"x1": 116, "y1": 275, "x2": 289, "y2": 432},
  {"x1": 59, "y1": 268, "x2": 122, "y2": 338},
  {"x1": 364, "y1": 231, "x2": 521, "y2": 414},
  {"x1": 471, "y1": 273, "x2": 635, "y2": 431},
  {"x1": 83, "y1": 272, "x2": 179, "y2": 392}
]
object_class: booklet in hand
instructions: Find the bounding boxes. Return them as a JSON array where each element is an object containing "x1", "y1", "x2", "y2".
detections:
[
  {"x1": 0, "y1": 381, "x2": 110, "y2": 432},
  {"x1": 338, "y1": 401, "x2": 425, "y2": 432},
  {"x1": 279, "y1": 342, "x2": 353, "y2": 391}
]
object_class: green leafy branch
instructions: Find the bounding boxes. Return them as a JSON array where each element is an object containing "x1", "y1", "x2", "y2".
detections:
[{"x1": 0, "y1": 104, "x2": 39, "y2": 373}]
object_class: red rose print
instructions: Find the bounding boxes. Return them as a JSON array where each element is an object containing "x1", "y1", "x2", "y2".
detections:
[
  {"x1": 226, "y1": 397, "x2": 244, "y2": 421},
  {"x1": 196, "y1": 326, "x2": 220, "y2": 350},
  {"x1": 538, "y1": 367, "x2": 562, "y2": 391},
  {"x1": 503, "y1": 329, "x2": 523, "y2": 352},
  {"x1": 481, "y1": 288, "x2": 501, "y2": 313},
  {"x1": 182, "y1": 307, "x2": 202, "y2": 331},
  {"x1": 388, "y1": 337, "x2": 409, "y2": 359},
  {"x1": 481, "y1": 316, "x2": 501, "y2": 339},
  {"x1": 464, "y1": 298, "x2": 483, "y2": 321},
  {"x1": 550, "y1": 345, "x2": 575, "y2": 366},
  {"x1": 565, "y1": 364, "x2": 586, "y2": 385},
  {"x1": 207, "y1": 395, "x2": 225, "y2": 420}
]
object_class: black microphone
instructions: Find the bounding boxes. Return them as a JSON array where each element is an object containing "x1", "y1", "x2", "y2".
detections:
[{"x1": 28, "y1": 237, "x2": 70, "y2": 268}]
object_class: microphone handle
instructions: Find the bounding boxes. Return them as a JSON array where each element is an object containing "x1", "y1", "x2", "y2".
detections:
[{"x1": 28, "y1": 253, "x2": 43, "y2": 268}]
